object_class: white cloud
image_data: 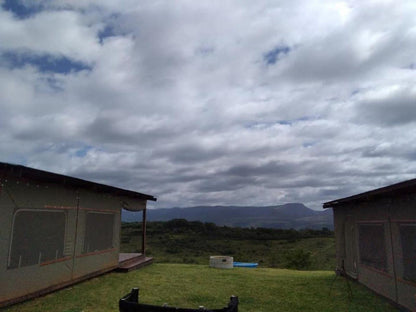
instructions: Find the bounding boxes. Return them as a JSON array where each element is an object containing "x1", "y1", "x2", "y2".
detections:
[
  {"x1": 1, "y1": 0, "x2": 415, "y2": 210},
  {"x1": 0, "y1": 9, "x2": 100, "y2": 63}
]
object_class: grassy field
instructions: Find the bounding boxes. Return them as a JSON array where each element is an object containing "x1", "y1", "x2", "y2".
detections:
[
  {"x1": 4, "y1": 263, "x2": 399, "y2": 312},
  {"x1": 144, "y1": 237, "x2": 335, "y2": 270},
  {"x1": 121, "y1": 221, "x2": 336, "y2": 270}
]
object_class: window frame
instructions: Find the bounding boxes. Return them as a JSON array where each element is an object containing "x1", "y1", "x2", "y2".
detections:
[
  {"x1": 8, "y1": 209, "x2": 68, "y2": 269},
  {"x1": 82, "y1": 211, "x2": 116, "y2": 255},
  {"x1": 358, "y1": 222, "x2": 388, "y2": 272},
  {"x1": 399, "y1": 223, "x2": 416, "y2": 282}
]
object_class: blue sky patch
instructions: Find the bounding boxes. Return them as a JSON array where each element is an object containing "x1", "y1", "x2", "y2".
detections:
[
  {"x1": 2, "y1": 0, "x2": 43, "y2": 19},
  {"x1": 98, "y1": 25, "x2": 116, "y2": 43},
  {"x1": 1, "y1": 52, "x2": 92, "y2": 74},
  {"x1": 40, "y1": 76, "x2": 65, "y2": 92},
  {"x1": 302, "y1": 142, "x2": 316, "y2": 148},
  {"x1": 245, "y1": 117, "x2": 312, "y2": 129},
  {"x1": 195, "y1": 46, "x2": 215, "y2": 57},
  {"x1": 277, "y1": 117, "x2": 312, "y2": 126},
  {"x1": 264, "y1": 46, "x2": 290, "y2": 65},
  {"x1": 75, "y1": 146, "x2": 92, "y2": 158}
]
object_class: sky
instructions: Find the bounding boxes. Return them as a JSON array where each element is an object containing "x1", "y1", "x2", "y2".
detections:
[{"x1": 1, "y1": 0, "x2": 415, "y2": 210}]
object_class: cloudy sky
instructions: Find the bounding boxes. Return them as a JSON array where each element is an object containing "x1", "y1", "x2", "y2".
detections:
[{"x1": 1, "y1": 0, "x2": 415, "y2": 210}]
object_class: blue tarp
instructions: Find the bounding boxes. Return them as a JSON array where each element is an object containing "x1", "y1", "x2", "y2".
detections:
[{"x1": 233, "y1": 262, "x2": 258, "y2": 268}]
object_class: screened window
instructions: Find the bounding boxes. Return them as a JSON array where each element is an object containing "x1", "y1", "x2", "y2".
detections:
[
  {"x1": 83, "y1": 212, "x2": 115, "y2": 253},
  {"x1": 400, "y1": 224, "x2": 416, "y2": 281},
  {"x1": 9, "y1": 210, "x2": 66, "y2": 269},
  {"x1": 359, "y1": 223, "x2": 387, "y2": 271}
]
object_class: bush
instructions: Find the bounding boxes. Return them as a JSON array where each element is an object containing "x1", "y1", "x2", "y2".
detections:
[
  {"x1": 182, "y1": 257, "x2": 197, "y2": 264},
  {"x1": 284, "y1": 249, "x2": 312, "y2": 270}
]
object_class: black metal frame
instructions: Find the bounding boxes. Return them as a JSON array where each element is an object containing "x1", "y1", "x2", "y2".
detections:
[{"x1": 119, "y1": 288, "x2": 238, "y2": 312}]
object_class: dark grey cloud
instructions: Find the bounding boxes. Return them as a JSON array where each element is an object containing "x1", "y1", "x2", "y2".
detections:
[
  {"x1": 156, "y1": 143, "x2": 227, "y2": 165},
  {"x1": 195, "y1": 176, "x2": 257, "y2": 193},
  {"x1": 355, "y1": 90, "x2": 416, "y2": 127},
  {"x1": 226, "y1": 161, "x2": 294, "y2": 178}
]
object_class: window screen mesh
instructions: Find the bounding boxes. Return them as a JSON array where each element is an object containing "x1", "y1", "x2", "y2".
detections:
[
  {"x1": 400, "y1": 224, "x2": 416, "y2": 281},
  {"x1": 83, "y1": 213, "x2": 115, "y2": 253},
  {"x1": 359, "y1": 223, "x2": 387, "y2": 271},
  {"x1": 9, "y1": 210, "x2": 66, "y2": 269}
]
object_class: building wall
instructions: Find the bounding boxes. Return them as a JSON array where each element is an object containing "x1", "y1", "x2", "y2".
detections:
[
  {"x1": 0, "y1": 175, "x2": 146, "y2": 307},
  {"x1": 333, "y1": 194, "x2": 416, "y2": 311},
  {"x1": 388, "y1": 193, "x2": 416, "y2": 311}
]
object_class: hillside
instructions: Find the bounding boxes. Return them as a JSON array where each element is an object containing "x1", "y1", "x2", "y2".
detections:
[{"x1": 122, "y1": 203, "x2": 333, "y2": 229}]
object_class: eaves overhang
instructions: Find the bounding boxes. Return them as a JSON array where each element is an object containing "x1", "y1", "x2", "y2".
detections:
[
  {"x1": 0, "y1": 162, "x2": 157, "y2": 202},
  {"x1": 323, "y1": 178, "x2": 416, "y2": 209}
]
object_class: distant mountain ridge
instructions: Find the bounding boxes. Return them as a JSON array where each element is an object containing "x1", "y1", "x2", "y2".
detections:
[{"x1": 122, "y1": 203, "x2": 333, "y2": 230}]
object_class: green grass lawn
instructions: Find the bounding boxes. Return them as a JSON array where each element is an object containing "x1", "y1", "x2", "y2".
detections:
[{"x1": 4, "y1": 263, "x2": 399, "y2": 312}]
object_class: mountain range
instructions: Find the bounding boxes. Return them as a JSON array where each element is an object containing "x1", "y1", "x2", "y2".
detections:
[{"x1": 122, "y1": 203, "x2": 333, "y2": 230}]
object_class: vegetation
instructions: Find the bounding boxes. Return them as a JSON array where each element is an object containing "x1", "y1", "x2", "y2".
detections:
[
  {"x1": 5, "y1": 221, "x2": 398, "y2": 311},
  {"x1": 4, "y1": 263, "x2": 398, "y2": 312},
  {"x1": 121, "y1": 219, "x2": 336, "y2": 270},
  {"x1": 284, "y1": 248, "x2": 312, "y2": 270}
]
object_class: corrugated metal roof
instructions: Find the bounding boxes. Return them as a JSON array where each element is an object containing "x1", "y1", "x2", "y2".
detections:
[
  {"x1": 323, "y1": 178, "x2": 416, "y2": 208},
  {"x1": 0, "y1": 162, "x2": 157, "y2": 201}
]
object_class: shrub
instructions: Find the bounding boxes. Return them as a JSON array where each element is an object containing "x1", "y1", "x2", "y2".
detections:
[{"x1": 284, "y1": 249, "x2": 312, "y2": 270}]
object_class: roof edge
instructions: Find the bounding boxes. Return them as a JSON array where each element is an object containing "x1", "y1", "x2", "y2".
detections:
[
  {"x1": 0, "y1": 162, "x2": 157, "y2": 202},
  {"x1": 323, "y1": 178, "x2": 416, "y2": 209}
]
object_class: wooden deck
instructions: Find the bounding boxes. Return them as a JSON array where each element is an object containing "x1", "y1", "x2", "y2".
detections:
[{"x1": 117, "y1": 253, "x2": 153, "y2": 272}]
